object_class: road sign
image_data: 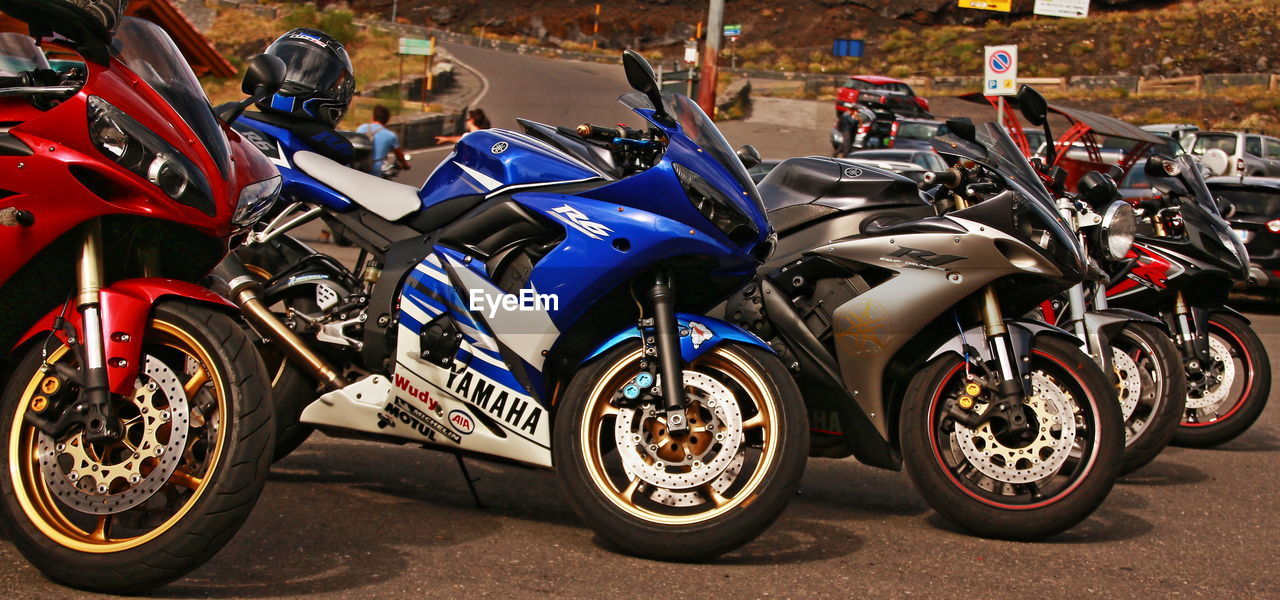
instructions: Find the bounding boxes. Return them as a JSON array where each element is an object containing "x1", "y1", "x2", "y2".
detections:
[
  {"x1": 984, "y1": 45, "x2": 1018, "y2": 96},
  {"x1": 958, "y1": 0, "x2": 1012, "y2": 12},
  {"x1": 1034, "y1": 0, "x2": 1090, "y2": 19},
  {"x1": 723, "y1": 24, "x2": 742, "y2": 37},
  {"x1": 398, "y1": 38, "x2": 434, "y2": 56},
  {"x1": 683, "y1": 40, "x2": 698, "y2": 64},
  {"x1": 832, "y1": 39, "x2": 864, "y2": 58}
]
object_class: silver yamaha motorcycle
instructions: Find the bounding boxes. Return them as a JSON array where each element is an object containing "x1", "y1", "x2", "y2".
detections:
[{"x1": 726, "y1": 98, "x2": 1124, "y2": 539}]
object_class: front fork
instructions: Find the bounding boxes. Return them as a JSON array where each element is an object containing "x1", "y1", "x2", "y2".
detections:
[
  {"x1": 65, "y1": 219, "x2": 121, "y2": 443},
  {"x1": 645, "y1": 270, "x2": 690, "y2": 435},
  {"x1": 1172, "y1": 291, "x2": 1211, "y2": 377},
  {"x1": 979, "y1": 285, "x2": 1032, "y2": 433}
]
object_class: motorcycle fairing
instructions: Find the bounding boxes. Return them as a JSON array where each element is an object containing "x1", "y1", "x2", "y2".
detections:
[
  {"x1": 15, "y1": 279, "x2": 236, "y2": 395},
  {"x1": 235, "y1": 115, "x2": 357, "y2": 212}
]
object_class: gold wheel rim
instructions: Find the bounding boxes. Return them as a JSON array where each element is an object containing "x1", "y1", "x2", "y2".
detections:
[
  {"x1": 9, "y1": 318, "x2": 228, "y2": 553},
  {"x1": 579, "y1": 346, "x2": 780, "y2": 525}
]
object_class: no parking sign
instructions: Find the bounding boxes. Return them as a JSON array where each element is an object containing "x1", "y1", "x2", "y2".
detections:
[{"x1": 984, "y1": 45, "x2": 1018, "y2": 96}]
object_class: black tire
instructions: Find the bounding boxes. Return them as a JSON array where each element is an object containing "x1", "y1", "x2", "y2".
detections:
[
  {"x1": 553, "y1": 342, "x2": 807, "y2": 561},
  {"x1": 1173, "y1": 312, "x2": 1271, "y2": 447},
  {"x1": 0, "y1": 302, "x2": 273, "y2": 593},
  {"x1": 900, "y1": 335, "x2": 1123, "y2": 540},
  {"x1": 1112, "y1": 322, "x2": 1186, "y2": 475}
]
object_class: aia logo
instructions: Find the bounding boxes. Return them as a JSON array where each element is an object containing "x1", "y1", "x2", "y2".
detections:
[
  {"x1": 551, "y1": 204, "x2": 613, "y2": 240},
  {"x1": 449, "y1": 409, "x2": 475, "y2": 434}
]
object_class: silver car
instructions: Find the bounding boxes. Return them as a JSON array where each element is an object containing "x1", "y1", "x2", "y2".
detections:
[{"x1": 1186, "y1": 131, "x2": 1280, "y2": 177}]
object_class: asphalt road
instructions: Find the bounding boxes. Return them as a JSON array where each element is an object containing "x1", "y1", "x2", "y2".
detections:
[{"x1": 3, "y1": 45, "x2": 1280, "y2": 599}]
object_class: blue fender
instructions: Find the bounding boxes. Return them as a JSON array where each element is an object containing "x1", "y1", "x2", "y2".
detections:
[{"x1": 583, "y1": 313, "x2": 773, "y2": 365}]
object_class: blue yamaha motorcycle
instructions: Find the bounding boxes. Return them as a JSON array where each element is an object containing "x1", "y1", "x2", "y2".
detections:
[{"x1": 214, "y1": 51, "x2": 806, "y2": 560}]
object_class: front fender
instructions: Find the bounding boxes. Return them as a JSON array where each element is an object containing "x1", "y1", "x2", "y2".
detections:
[
  {"x1": 14, "y1": 279, "x2": 235, "y2": 395},
  {"x1": 926, "y1": 318, "x2": 1081, "y2": 367},
  {"x1": 1081, "y1": 308, "x2": 1168, "y2": 373},
  {"x1": 1207, "y1": 305, "x2": 1250, "y2": 325},
  {"x1": 584, "y1": 314, "x2": 772, "y2": 365}
]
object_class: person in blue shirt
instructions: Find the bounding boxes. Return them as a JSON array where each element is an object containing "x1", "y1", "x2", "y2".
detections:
[{"x1": 357, "y1": 105, "x2": 410, "y2": 177}]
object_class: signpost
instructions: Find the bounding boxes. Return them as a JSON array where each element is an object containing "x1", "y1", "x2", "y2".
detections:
[
  {"x1": 398, "y1": 37, "x2": 437, "y2": 111},
  {"x1": 832, "y1": 39, "x2": 864, "y2": 58},
  {"x1": 957, "y1": 0, "x2": 1012, "y2": 12},
  {"x1": 1034, "y1": 0, "x2": 1090, "y2": 19},
  {"x1": 984, "y1": 45, "x2": 1018, "y2": 127},
  {"x1": 723, "y1": 24, "x2": 741, "y2": 70}
]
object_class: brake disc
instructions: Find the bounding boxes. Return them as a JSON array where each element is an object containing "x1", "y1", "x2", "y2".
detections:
[
  {"x1": 39, "y1": 356, "x2": 191, "y2": 515},
  {"x1": 1112, "y1": 347, "x2": 1142, "y2": 421},
  {"x1": 614, "y1": 371, "x2": 744, "y2": 504},
  {"x1": 1186, "y1": 337, "x2": 1234, "y2": 410},
  {"x1": 952, "y1": 371, "x2": 1077, "y2": 485}
]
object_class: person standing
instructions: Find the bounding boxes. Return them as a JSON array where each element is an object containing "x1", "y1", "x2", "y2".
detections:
[
  {"x1": 357, "y1": 105, "x2": 410, "y2": 177},
  {"x1": 435, "y1": 108, "x2": 491, "y2": 144}
]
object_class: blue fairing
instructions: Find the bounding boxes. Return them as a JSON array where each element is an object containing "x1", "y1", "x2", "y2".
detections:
[
  {"x1": 418, "y1": 129, "x2": 605, "y2": 210},
  {"x1": 585, "y1": 314, "x2": 773, "y2": 365},
  {"x1": 235, "y1": 115, "x2": 357, "y2": 212}
]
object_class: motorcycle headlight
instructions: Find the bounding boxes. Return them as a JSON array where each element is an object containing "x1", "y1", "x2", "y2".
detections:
[
  {"x1": 233, "y1": 175, "x2": 282, "y2": 227},
  {"x1": 1100, "y1": 200, "x2": 1137, "y2": 261},
  {"x1": 673, "y1": 163, "x2": 759, "y2": 244},
  {"x1": 87, "y1": 96, "x2": 215, "y2": 216}
]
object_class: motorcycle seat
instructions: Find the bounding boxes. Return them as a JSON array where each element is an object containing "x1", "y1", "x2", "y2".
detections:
[
  {"x1": 757, "y1": 156, "x2": 926, "y2": 232},
  {"x1": 293, "y1": 151, "x2": 421, "y2": 222}
]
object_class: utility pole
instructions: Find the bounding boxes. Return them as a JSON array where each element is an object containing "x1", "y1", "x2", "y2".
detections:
[
  {"x1": 698, "y1": 0, "x2": 724, "y2": 117},
  {"x1": 391, "y1": 0, "x2": 398, "y2": 23}
]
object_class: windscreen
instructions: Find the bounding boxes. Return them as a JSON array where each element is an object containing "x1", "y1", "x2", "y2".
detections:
[
  {"x1": 621, "y1": 91, "x2": 764, "y2": 218},
  {"x1": 111, "y1": 18, "x2": 230, "y2": 178},
  {"x1": 1173, "y1": 153, "x2": 1249, "y2": 275},
  {"x1": 0, "y1": 32, "x2": 49, "y2": 76}
]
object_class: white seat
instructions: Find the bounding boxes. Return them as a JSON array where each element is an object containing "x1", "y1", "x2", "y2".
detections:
[{"x1": 292, "y1": 151, "x2": 421, "y2": 222}]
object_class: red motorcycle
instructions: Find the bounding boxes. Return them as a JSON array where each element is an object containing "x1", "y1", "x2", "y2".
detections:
[{"x1": 0, "y1": 3, "x2": 284, "y2": 593}]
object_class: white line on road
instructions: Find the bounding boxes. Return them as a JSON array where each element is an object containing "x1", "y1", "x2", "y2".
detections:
[{"x1": 408, "y1": 47, "x2": 491, "y2": 158}]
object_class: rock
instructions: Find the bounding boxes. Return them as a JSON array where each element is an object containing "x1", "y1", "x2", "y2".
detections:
[
  {"x1": 1161, "y1": 56, "x2": 1175, "y2": 66},
  {"x1": 1258, "y1": 56, "x2": 1270, "y2": 71},
  {"x1": 1141, "y1": 64, "x2": 1159, "y2": 77}
]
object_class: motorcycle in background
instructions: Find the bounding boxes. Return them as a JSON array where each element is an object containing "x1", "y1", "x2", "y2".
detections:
[
  {"x1": 215, "y1": 51, "x2": 807, "y2": 561},
  {"x1": 1108, "y1": 154, "x2": 1270, "y2": 447},
  {"x1": 0, "y1": 4, "x2": 286, "y2": 593},
  {"x1": 728, "y1": 93, "x2": 1124, "y2": 540}
]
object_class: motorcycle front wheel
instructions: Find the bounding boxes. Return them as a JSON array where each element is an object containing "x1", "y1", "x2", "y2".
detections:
[
  {"x1": 1174, "y1": 312, "x2": 1271, "y2": 447},
  {"x1": 900, "y1": 335, "x2": 1123, "y2": 540},
  {"x1": 1111, "y1": 322, "x2": 1186, "y2": 474},
  {"x1": 0, "y1": 302, "x2": 273, "y2": 593},
  {"x1": 553, "y1": 342, "x2": 806, "y2": 561}
]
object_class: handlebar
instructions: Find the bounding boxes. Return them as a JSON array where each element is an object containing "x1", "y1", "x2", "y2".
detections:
[
  {"x1": 919, "y1": 169, "x2": 963, "y2": 189},
  {"x1": 577, "y1": 123, "x2": 646, "y2": 143}
]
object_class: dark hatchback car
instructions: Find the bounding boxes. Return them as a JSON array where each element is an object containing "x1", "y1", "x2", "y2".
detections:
[
  {"x1": 1206, "y1": 176, "x2": 1280, "y2": 291},
  {"x1": 891, "y1": 118, "x2": 948, "y2": 151}
]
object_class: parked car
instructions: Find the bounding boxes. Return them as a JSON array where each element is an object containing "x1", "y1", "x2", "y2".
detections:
[
  {"x1": 835, "y1": 75, "x2": 930, "y2": 117},
  {"x1": 891, "y1": 118, "x2": 948, "y2": 151},
  {"x1": 1205, "y1": 176, "x2": 1280, "y2": 291},
  {"x1": 845, "y1": 149, "x2": 948, "y2": 172},
  {"x1": 1185, "y1": 131, "x2": 1280, "y2": 177},
  {"x1": 1141, "y1": 123, "x2": 1199, "y2": 150}
]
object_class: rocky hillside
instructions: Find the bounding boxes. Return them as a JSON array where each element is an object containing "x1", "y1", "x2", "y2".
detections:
[{"x1": 307, "y1": 0, "x2": 1276, "y2": 79}]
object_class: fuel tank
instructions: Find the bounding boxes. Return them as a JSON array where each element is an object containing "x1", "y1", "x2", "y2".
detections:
[{"x1": 419, "y1": 130, "x2": 604, "y2": 209}]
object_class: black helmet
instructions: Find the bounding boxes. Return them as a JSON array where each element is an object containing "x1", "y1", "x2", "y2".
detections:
[
  {"x1": 258, "y1": 28, "x2": 355, "y2": 126},
  {"x1": 0, "y1": 0, "x2": 127, "y2": 50}
]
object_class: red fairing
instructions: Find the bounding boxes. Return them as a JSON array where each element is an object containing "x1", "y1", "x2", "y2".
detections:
[
  {"x1": 1107, "y1": 244, "x2": 1176, "y2": 298},
  {"x1": 15, "y1": 279, "x2": 234, "y2": 395}
]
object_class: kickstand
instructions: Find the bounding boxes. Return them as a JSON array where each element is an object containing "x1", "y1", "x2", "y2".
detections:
[{"x1": 454, "y1": 454, "x2": 485, "y2": 508}]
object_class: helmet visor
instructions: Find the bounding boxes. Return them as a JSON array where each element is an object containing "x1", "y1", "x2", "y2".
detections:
[{"x1": 268, "y1": 37, "x2": 349, "y2": 95}]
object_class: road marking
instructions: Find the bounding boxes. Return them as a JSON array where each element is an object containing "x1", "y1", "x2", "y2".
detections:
[{"x1": 408, "y1": 45, "x2": 491, "y2": 158}]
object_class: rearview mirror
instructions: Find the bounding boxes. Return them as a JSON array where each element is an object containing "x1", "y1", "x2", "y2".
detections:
[
  {"x1": 242, "y1": 54, "x2": 286, "y2": 98},
  {"x1": 219, "y1": 54, "x2": 287, "y2": 125},
  {"x1": 622, "y1": 49, "x2": 668, "y2": 122},
  {"x1": 946, "y1": 118, "x2": 977, "y2": 144},
  {"x1": 737, "y1": 145, "x2": 761, "y2": 169},
  {"x1": 1017, "y1": 85, "x2": 1049, "y2": 127}
]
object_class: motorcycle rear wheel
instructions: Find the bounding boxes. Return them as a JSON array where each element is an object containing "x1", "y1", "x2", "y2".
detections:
[
  {"x1": 553, "y1": 342, "x2": 806, "y2": 561},
  {"x1": 0, "y1": 302, "x2": 273, "y2": 593},
  {"x1": 900, "y1": 335, "x2": 1123, "y2": 540}
]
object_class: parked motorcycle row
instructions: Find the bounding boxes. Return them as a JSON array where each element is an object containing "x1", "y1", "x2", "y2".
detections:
[{"x1": 0, "y1": 3, "x2": 1270, "y2": 594}]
